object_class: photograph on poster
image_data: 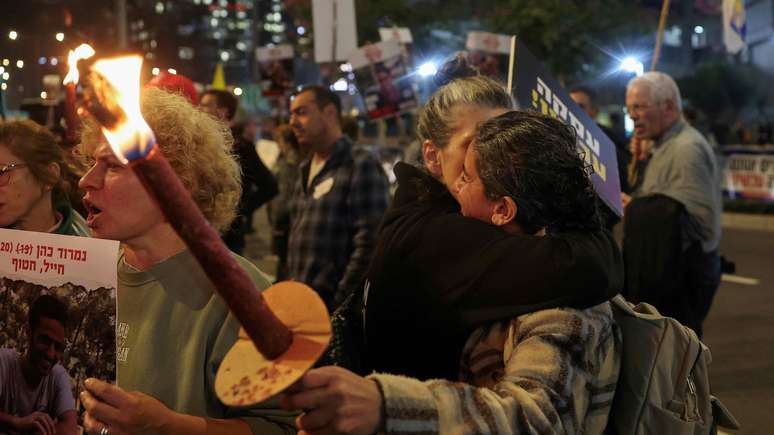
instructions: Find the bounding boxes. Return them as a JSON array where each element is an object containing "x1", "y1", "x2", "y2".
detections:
[
  {"x1": 0, "y1": 229, "x2": 119, "y2": 416},
  {"x1": 349, "y1": 41, "x2": 418, "y2": 121}
]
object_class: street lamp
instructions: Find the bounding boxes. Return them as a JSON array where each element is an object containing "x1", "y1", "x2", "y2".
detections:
[
  {"x1": 620, "y1": 57, "x2": 644, "y2": 77},
  {"x1": 418, "y1": 61, "x2": 438, "y2": 78},
  {"x1": 8, "y1": 31, "x2": 17, "y2": 40}
]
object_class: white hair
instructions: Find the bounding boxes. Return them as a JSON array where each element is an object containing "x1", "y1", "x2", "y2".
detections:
[{"x1": 627, "y1": 71, "x2": 683, "y2": 112}]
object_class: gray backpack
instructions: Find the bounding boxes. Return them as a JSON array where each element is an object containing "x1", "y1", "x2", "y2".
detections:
[{"x1": 607, "y1": 295, "x2": 739, "y2": 434}]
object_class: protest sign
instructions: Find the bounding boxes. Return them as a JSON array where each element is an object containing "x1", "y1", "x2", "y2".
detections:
[
  {"x1": 348, "y1": 41, "x2": 418, "y2": 120},
  {"x1": 379, "y1": 27, "x2": 413, "y2": 44},
  {"x1": 256, "y1": 44, "x2": 295, "y2": 97},
  {"x1": 313, "y1": 0, "x2": 358, "y2": 63},
  {"x1": 723, "y1": 153, "x2": 774, "y2": 201},
  {"x1": 511, "y1": 41, "x2": 623, "y2": 216},
  {"x1": 466, "y1": 31, "x2": 511, "y2": 82},
  {"x1": 0, "y1": 229, "x2": 119, "y2": 400}
]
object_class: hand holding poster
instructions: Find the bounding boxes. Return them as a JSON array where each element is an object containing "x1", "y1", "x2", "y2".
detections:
[
  {"x1": 348, "y1": 40, "x2": 418, "y2": 121},
  {"x1": 0, "y1": 229, "x2": 119, "y2": 414},
  {"x1": 511, "y1": 42, "x2": 623, "y2": 216}
]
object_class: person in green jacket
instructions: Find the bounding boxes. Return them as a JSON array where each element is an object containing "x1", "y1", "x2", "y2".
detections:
[
  {"x1": 0, "y1": 119, "x2": 89, "y2": 237},
  {"x1": 77, "y1": 88, "x2": 296, "y2": 435}
]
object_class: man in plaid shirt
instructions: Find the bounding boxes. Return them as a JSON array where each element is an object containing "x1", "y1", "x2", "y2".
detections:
[{"x1": 287, "y1": 86, "x2": 390, "y2": 311}]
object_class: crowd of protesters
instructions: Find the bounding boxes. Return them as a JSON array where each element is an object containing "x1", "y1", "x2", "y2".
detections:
[{"x1": 0, "y1": 50, "x2": 729, "y2": 435}]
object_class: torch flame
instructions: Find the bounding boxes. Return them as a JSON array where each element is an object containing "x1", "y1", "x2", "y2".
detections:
[
  {"x1": 63, "y1": 43, "x2": 95, "y2": 85},
  {"x1": 91, "y1": 56, "x2": 155, "y2": 164}
]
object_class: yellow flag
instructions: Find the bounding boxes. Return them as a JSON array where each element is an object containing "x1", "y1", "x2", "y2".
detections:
[{"x1": 211, "y1": 63, "x2": 226, "y2": 90}]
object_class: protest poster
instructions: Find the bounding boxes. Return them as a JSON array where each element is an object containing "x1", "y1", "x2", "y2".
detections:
[
  {"x1": 256, "y1": 44, "x2": 295, "y2": 97},
  {"x1": 0, "y1": 229, "x2": 120, "y2": 402},
  {"x1": 466, "y1": 31, "x2": 512, "y2": 83},
  {"x1": 379, "y1": 27, "x2": 413, "y2": 44},
  {"x1": 348, "y1": 40, "x2": 418, "y2": 121},
  {"x1": 313, "y1": 0, "x2": 358, "y2": 63},
  {"x1": 723, "y1": 153, "x2": 774, "y2": 201},
  {"x1": 511, "y1": 41, "x2": 623, "y2": 216}
]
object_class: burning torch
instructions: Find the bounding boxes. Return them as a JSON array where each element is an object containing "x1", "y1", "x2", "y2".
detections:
[
  {"x1": 82, "y1": 55, "x2": 331, "y2": 406},
  {"x1": 62, "y1": 44, "x2": 95, "y2": 146}
]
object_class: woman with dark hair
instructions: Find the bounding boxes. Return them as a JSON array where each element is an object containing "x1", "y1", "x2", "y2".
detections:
[
  {"x1": 0, "y1": 119, "x2": 89, "y2": 236},
  {"x1": 281, "y1": 58, "x2": 622, "y2": 434}
]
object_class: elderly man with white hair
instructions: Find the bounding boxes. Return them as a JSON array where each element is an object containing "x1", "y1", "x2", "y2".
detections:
[{"x1": 622, "y1": 71, "x2": 722, "y2": 338}]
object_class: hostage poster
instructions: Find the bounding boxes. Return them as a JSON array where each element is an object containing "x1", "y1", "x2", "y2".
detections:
[
  {"x1": 0, "y1": 229, "x2": 120, "y2": 411},
  {"x1": 256, "y1": 44, "x2": 295, "y2": 97},
  {"x1": 466, "y1": 31, "x2": 512, "y2": 83},
  {"x1": 348, "y1": 40, "x2": 418, "y2": 121}
]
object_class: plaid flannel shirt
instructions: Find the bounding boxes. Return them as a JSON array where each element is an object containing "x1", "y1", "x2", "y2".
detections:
[
  {"x1": 370, "y1": 302, "x2": 621, "y2": 434},
  {"x1": 288, "y1": 136, "x2": 390, "y2": 309}
]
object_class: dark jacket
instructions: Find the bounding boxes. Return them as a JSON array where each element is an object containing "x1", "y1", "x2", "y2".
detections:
[
  {"x1": 232, "y1": 133, "x2": 278, "y2": 218},
  {"x1": 364, "y1": 163, "x2": 623, "y2": 381},
  {"x1": 623, "y1": 193, "x2": 718, "y2": 336}
]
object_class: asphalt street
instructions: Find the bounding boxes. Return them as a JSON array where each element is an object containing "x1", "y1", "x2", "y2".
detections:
[{"x1": 704, "y1": 228, "x2": 774, "y2": 435}]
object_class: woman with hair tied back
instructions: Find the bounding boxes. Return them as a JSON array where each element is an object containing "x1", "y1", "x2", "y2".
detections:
[
  {"x1": 0, "y1": 119, "x2": 89, "y2": 236},
  {"x1": 281, "y1": 57, "x2": 623, "y2": 434}
]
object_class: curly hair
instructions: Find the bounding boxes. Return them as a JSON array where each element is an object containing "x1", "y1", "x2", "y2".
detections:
[
  {"x1": 0, "y1": 119, "x2": 74, "y2": 202},
  {"x1": 417, "y1": 54, "x2": 513, "y2": 150},
  {"x1": 79, "y1": 87, "x2": 241, "y2": 232},
  {"x1": 474, "y1": 110, "x2": 601, "y2": 233},
  {"x1": 29, "y1": 294, "x2": 69, "y2": 331}
]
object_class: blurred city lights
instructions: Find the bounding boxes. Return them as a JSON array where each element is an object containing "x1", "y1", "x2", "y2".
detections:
[
  {"x1": 297, "y1": 26, "x2": 306, "y2": 35},
  {"x1": 16, "y1": 60, "x2": 24, "y2": 69},
  {"x1": 50, "y1": 57, "x2": 58, "y2": 66},
  {"x1": 233, "y1": 87, "x2": 243, "y2": 96},
  {"x1": 0, "y1": 67, "x2": 4, "y2": 75},
  {"x1": 2, "y1": 59, "x2": 9, "y2": 67},
  {"x1": 339, "y1": 63, "x2": 353, "y2": 72},
  {"x1": 167, "y1": 68, "x2": 177, "y2": 74},
  {"x1": 8, "y1": 31, "x2": 17, "y2": 40},
  {"x1": 152, "y1": 67, "x2": 160, "y2": 75},
  {"x1": 220, "y1": 51, "x2": 230, "y2": 62},
  {"x1": 619, "y1": 57, "x2": 644, "y2": 76},
  {"x1": 1, "y1": 83, "x2": 6, "y2": 91},
  {"x1": 38, "y1": 57, "x2": 46, "y2": 65},
  {"x1": 55, "y1": 32, "x2": 65, "y2": 42},
  {"x1": 418, "y1": 61, "x2": 438, "y2": 77},
  {"x1": 332, "y1": 78, "x2": 348, "y2": 92},
  {"x1": 694, "y1": 26, "x2": 704, "y2": 34},
  {"x1": 3, "y1": 72, "x2": 10, "y2": 80},
  {"x1": 40, "y1": 91, "x2": 48, "y2": 99}
]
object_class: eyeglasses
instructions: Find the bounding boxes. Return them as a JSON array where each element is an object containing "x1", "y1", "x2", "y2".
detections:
[
  {"x1": 625, "y1": 101, "x2": 666, "y2": 116},
  {"x1": 0, "y1": 163, "x2": 28, "y2": 186}
]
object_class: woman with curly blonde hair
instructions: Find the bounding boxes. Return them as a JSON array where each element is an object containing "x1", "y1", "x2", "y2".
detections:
[{"x1": 77, "y1": 88, "x2": 296, "y2": 435}]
